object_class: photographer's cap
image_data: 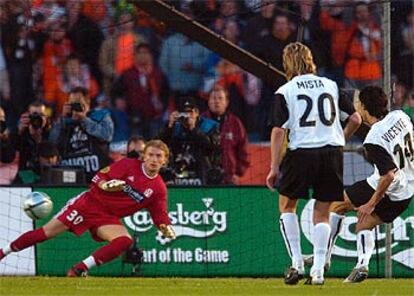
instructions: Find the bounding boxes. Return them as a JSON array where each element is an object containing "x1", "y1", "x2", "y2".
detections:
[{"x1": 178, "y1": 97, "x2": 198, "y2": 112}]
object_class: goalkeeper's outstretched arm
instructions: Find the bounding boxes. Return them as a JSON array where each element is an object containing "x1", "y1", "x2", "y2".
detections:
[{"x1": 147, "y1": 190, "x2": 176, "y2": 239}]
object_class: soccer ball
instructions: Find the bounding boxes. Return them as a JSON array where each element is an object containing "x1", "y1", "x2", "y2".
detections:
[{"x1": 23, "y1": 192, "x2": 53, "y2": 220}]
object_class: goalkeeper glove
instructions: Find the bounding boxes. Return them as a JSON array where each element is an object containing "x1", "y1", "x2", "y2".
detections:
[
  {"x1": 99, "y1": 179, "x2": 126, "y2": 192},
  {"x1": 159, "y1": 224, "x2": 176, "y2": 239}
]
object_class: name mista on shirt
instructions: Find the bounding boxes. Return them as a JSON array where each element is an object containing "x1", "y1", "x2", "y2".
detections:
[
  {"x1": 381, "y1": 118, "x2": 407, "y2": 143},
  {"x1": 296, "y1": 79, "x2": 324, "y2": 89}
]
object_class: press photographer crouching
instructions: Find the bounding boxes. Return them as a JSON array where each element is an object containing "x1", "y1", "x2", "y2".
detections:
[
  {"x1": 49, "y1": 87, "x2": 114, "y2": 182},
  {"x1": 15, "y1": 141, "x2": 59, "y2": 184},
  {"x1": 158, "y1": 98, "x2": 222, "y2": 185},
  {"x1": 13, "y1": 101, "x2": 51, "y2": 183}
]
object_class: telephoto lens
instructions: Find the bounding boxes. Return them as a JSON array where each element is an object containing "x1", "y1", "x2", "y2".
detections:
[
  {"x1": 29, "y1": 113, "x2": 44, "y2": 129},
  {"x1": 177, "y1": 112, "x2": 190, "y2": 122},
  {"x1": 70, "y1": 102, "x2": 84, "y2": 112}
]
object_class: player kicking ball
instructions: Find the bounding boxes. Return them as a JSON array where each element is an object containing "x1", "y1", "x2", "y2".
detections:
[
  {"x1": 0, "y1": 140, "x2": 176, "y2": 276},
  {"x1": 266, "y1": 42, "x2": 361, "y2": 285},
  {"x1": 309, "y1": 86, "x2": 413, "y2": 283}
]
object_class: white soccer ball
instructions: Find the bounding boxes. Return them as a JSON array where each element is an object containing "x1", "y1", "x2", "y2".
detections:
[{"x1": 23, "y1": 192, "x2": 53, "y2": 220}]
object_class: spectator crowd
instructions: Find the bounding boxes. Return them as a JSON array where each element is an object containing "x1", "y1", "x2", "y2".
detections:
[{"x1": 0, "y1": 0, "x2": 413, "y2": 185}]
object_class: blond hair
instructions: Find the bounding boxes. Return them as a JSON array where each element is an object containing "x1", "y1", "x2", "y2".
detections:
[
  {"x1": 144, "y1": 139, "x2": 170, "y2": 160},
  {"x1": 283, "y1": 42, "x2": 316, "y2": 81}
]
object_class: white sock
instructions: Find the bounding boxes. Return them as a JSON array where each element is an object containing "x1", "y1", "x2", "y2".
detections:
[
  {"x1": 280, "y1": 213, "x2": 303, "y2": 270},
  {"x1": 312, "y1": 223, "x2": 331, "y2": 274},
  {"x1": 82, "y1": 256, "x2": 97, "y2": 270},
  {"x1": 356, "y1": 230, "x2": 374, "y2": 269},
  {"x1": 326, "y1": 213, "x2": 345, "y2": 263},
  {"x1": 1, "y1": 244, "x2": 13, "y2": 256}
]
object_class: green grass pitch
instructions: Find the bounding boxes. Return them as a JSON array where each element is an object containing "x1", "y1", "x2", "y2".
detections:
[{"x1": 1, "y1": 277, "x2": 413, "y2": 296}]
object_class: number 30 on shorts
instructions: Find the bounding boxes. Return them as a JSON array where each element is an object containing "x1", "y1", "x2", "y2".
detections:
[{"x1": 66, "y1": 210, "x2": 84, "y2": 225}]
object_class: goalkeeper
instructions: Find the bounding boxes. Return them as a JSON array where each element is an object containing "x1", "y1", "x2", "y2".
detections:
[{"x1": 0, "y1": 140, "x2": 176, "y2": 276}]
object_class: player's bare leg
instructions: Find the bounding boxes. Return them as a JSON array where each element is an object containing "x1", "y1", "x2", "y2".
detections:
[
  {"x1": 344, "y1": 214, "x2": 383, "y2": 283},
  {"x1": 67, "y1": 224, "x2": 133, "y2": 277},
  {"x1": 279, "y1": 195, "x2": 304, "y2": 285},
  {"x1": 43, "y1": 219, "x2": 71, "y2": 237},
  {"x1": 306, "y1": 200, "x2": 331, "y2": 285},
  {"x1": 0, "y1": 219, "x2": 68, "y2": 260}
]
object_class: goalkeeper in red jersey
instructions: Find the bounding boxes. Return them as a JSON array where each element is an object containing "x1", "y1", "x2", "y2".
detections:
[{"x1": 0, "y1": 140, "x2": 176, "y2": 276}]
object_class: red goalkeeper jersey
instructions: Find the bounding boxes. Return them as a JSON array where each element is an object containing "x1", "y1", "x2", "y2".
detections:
[{"x1": 89, "y1": 158, "x2": 170, "y2": 226}]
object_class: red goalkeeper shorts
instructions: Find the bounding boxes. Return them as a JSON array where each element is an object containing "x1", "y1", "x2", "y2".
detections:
[{"x1": 55, "y1": 191, "x2": 122, "y2": 242}]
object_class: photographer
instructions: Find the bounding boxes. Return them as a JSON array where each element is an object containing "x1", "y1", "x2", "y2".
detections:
[
  {"x1": 203, "y1": 86, "x2": 250, "y2": 185},
  {"x1": 49, "y1": 87, "x2": 114, "y2": 181},
  {"x1": 0, "y1": 107, "x2": 15, "y2": 164},
  {"x1": 13, "y1": 141, "x2": 60, "y2": 185},
  {"x1": 158, "y1": 98, "x2": 222, "y2": 185},
  {"x1": 13, "y1": 101, "x2": 50, "y2": 183}
]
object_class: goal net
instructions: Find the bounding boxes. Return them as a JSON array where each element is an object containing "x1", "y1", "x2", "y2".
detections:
[{"x1": 0, "y1": 0, "x2": 413, "y2": 279}]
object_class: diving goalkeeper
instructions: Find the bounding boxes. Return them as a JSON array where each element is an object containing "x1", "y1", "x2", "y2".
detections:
[{"x1": 0, "y1": 140, "x2": 176, "y2": 276}]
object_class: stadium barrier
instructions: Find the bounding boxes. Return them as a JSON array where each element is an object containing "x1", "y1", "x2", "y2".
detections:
[{"x1": 1, "y1": 186, "x2": 413, "y2": 277}]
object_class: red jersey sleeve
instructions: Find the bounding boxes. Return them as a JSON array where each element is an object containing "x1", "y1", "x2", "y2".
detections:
[
  {"x1": 91, "y1": 158, "x2": 131, "y2": 186},
  {"x1": 147, "y1": 185, "x2": 170, "y2": 227}
]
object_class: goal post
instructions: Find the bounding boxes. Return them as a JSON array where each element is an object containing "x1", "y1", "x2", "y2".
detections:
[{"x1": 381, "y1": 0, "x2": 393, "y2": 279}]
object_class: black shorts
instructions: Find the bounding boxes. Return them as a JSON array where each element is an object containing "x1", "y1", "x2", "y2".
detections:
[
  {"x1": 346, "y1": 180, "x2": 412, "y2": 223},
  {"x1": 278, "y1": 146, "x2": 344, "y2": 202}
]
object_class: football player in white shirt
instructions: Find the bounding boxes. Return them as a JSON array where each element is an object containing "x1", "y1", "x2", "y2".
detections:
[
  {"x1": 319, "y1": 86, "x2": 414, "y2": 283},
  {"x1": 266, "y1": 42, "x2": 361, "y2": 285}
]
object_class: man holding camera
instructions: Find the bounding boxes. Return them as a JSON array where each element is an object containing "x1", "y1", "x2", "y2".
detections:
[
  {"x1": 13, "y1": 101, "x2": 50, "y2": 183},
  {"x1": 158, "y1": 98, "x2": 221, "y2": 185},
  {"x1": 49, "y1": 87, "x2": 114, "y2": 182},
  {"x1": 0, "y1": 106, "x2": 15, "y2": 164}
]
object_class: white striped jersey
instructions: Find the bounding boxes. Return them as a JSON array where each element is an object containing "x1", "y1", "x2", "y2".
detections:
[
  {"x1": 365, "y1": 110, "x2": 414, "y2": 201},
  {"x1": 270, "y1": 74, "x2": 355, "y2": 150}
]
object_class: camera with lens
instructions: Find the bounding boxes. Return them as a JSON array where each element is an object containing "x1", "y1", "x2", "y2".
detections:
[
  {"x1": 122, "y1": 233, "x2": 143, "y2": 276},
  {"x1": 29, "y1": 112, "x2": 44, "y2": 129},
  {"x1": 206, "y1": 167, "x2": 224, "y2": 185},
  {"x1": 174, "y1": 152, "x2": 195, "y2": 175},
  {"x1": 123, "y1": 243, "x2": 143, "y2": 265},
  {"x1": 70, "y1": 102, "x2": 84, "y2": 112},
  {"x1": 177, "y1": 112, "x2": 190, "y2": 123}
]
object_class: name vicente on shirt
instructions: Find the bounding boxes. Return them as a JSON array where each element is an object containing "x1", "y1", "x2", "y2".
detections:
[{"x1": 381, "y1": 118, "x2": 407, "y2": 143}]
